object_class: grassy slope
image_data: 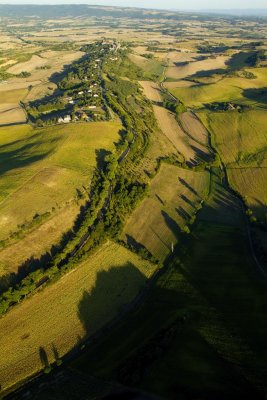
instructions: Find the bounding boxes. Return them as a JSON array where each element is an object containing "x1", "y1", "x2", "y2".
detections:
[
  {"x1": 129, "y1": 54, "x2": 165, "y2": 79},
  {"x1": 168, "y1": 68, "x2": 267, "y2": 108},
  {"x1": 199, "y1": 110, "x2": 267, "y2": 167},
  {"x1": 0, "y1": 121, "x2": 121, "y2": 275},
  {"x1": 139, "y1": 81, "x2": 211, "y2": 164},
  {"x1": 199, "y1": 110, "x2": 267, "y2": 217},
  {"x1": 0, "y1": 241, "x2": 157, "y2": 393},
  {"x1": 73, "y1": 169, "x2": 267, "y2": 400},
  {"x1": 123, "y1": 163, "x2": 210, "y2": 262}
]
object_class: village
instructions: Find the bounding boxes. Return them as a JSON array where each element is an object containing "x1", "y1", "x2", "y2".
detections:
[{"x1": 24, "y1": 40, "x2": 119, "y2": 126}]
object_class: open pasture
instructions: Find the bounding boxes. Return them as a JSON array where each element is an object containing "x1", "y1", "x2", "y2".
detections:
[
  {"x1": 0, "y1": 241, "x2": 156, "y2": 393},
  {"x1": 166, "y1": 55, "x2": 229, "y2": 80},
  {"x1": 199, "y1": 110, "x2": 267, "y2": 167},
  {"x1": 123, "y1": 163, "x2": 210, "y2": 262},
  {"x1": 168, "y1": 67, "x2": 267, "y2": 108},
  {"x1": 0, "y1": 88, "x2": 28, "y2": 125},
  {"x1": 140, "y1": 81, "x2": 211, "y2": 164},
  {"x1": 129, "y1": 54, "x2": 165, "y2": 79},
  {"x1": 7, "y1": 55, "x2": 48, "y2": 74},
  {"x1": 0, "y1": 121, "x2": 121, "y2": 276},
  {"x1": 228, "y1": 167, "x2": 267, "y2": 218},
  {"x1": 179, "y1": 111, "x2": 210, "y2": 147}
]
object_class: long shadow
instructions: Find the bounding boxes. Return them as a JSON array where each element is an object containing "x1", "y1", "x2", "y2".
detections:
[
  {"x1": 0, "y1": 135, "x2": 61, "y2": 177},
  {"x1": 178, "y1": 177, "x2": 199, "y2": 197},
  {"x1": 180, "y1": 194, "x2": 195, "y2": 208},
  {"x1": 155, "y1": 193, "x2": 165, "y2": 206},
  {"x1": 190, "y1": 144, "x2": 211, "y2": 163},
  {"x1": 243, "y1": 88, "x2": 267, "y2": 105},
  {"x1": 5, "y1": 215, "x2": 267, "y2": 399},
  {"x1": 78, "y1": 263, "x2": 147, "y2": 336},
  {"x1": 39, "y1": 346, "x2": 49, "y2": 368},
  {"x1": 0, "y1": 144, "x2": 112, "y2": 294},
  {"x1": 125, "y1": 234, "x2": 154, "y2": 259},
  {"x1": 176, "y1": 206, "x2": 190, "y2": 221},
  {"x1": 74, "y1": 247, "x2": 264, "y2": 400},
  {"x1": 161, "y1": 211, "x2": 181, "y2": 237}
]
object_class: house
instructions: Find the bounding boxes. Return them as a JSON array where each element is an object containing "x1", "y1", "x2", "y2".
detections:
[
  {"x1": 93, "y1": 94, "x2": 99, "y2": 98},
  {"x1": 69, "y1": 100, "x2": 74, "y2": 104},
  {"x1": 59, "y1": 115, "x2": 71, "y2": 123},
  {"x1": 88, "y1": 106, "x2": 96, "y2": 109},
  {"x1": 78, "y1": 91, "x2": 84, "y2": 95},
  {"x1": 63, "y1": 115, "x2": 71, "y2": 124}
]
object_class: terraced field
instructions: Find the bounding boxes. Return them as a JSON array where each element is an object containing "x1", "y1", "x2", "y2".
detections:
[{"x1": 0, "y1": 241, "x2": 157, "y2": 393}]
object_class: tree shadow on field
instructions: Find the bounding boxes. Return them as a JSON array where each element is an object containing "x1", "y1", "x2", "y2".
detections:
[
  {"x1": 75, "y1": 239, "x2": 265, "y2": 400},
  {"x1": 0, "y1": 252, "x2": 51, "y2": 294},
  {"x1": 0, "y1": 141, "x2": 55, "y2": 177},
  {"x1": 191, "y1": 145, "x2": 211, "y2": 164},
  {"x1": 77, "y1": 263, "x2": 147, "y2": 337},
  {"x1": 243, "y1": 88, "x2": 267, "y2": 105},
  {"x1": 0, "y1": 144, "x2": 114, "y2": 294},
  {"x1": 161, "y1": 211, "x2": 181, "y2": 238},
  {"x1": 39, "y1": 346, "x2": 49, "y2": 368},
  {"x1": 176, "y1": 206, "x2": 191, "y2": 221},
  {"x1": 178, "y1": 177, "x2": 199, "y2": 197},
  {"x1": 125, "y1": 234, "x2": 154, "y2": 259}
]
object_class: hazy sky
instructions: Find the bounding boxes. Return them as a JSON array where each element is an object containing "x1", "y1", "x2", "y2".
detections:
[{"x1": 2, "y1": 0, "x2": 267, "y2": 9}]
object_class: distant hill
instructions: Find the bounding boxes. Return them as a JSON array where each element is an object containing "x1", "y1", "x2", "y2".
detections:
[
  {"x1": 0, "y1": 4, "x2": 266, "y2": 20},
  {"x1": 180, "y1": 9, "x2": 267, "y2": 17}
]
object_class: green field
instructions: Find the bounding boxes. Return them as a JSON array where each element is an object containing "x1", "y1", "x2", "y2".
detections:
[
  {"x1": 129, "y1": 53, "x2": 165, "y2": 80},
  {"x1": 198, "y1": 109, "x2": 267, "y2": 218},
  {"x1": 0, "y1": 7, "x2": 266, "y2": 400},
  {"x1": 0, "y1": 241, "x2": 157, "y2": 393},
  {"x1": 123, "y1": 163, "x2": 210, "y2": 262},
  {"x1": 73, "y1": 169, "x2": 267, "y2": 399},
  {"x1": 228, "y1": 167, "x2": 267, "y2": 217},
  {"x1": 0, "y1": 121, "x2": 121, "y2": 276},
  {"x1": 167, "y1": 68, "x2": 267, "y2": 109},
  {"x1": 199, "y1": 109, "x2": 267, "y2": 167}
]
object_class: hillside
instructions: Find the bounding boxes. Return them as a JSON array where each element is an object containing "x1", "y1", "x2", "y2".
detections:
[{"x1": 0, "y1": 5, "x2": 266, "y2": 400}]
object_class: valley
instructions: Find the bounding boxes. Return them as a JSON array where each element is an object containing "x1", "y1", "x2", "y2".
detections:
[{"x1": 0, "y1": 4, "x2": 266, "y2": 400}]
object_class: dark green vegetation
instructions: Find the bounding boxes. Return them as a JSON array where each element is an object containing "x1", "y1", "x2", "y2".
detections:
[
  {"x1": 25, "y1": 42, "x2": 114, "y2": 125},
  {"x1": 0, "y1": 5, "x2": 266, "y2": 400},
  {"x1": 72, "y1": 169, "x2": 267, "y2": 400},
  {"x1": 0, "y1": 47, "x2": 158, "y2": 317}
]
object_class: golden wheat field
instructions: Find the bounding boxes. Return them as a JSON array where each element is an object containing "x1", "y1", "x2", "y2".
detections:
[
  {"x1": 0, "y1": 241, "x2": 157, "y2": 393},
  {"x1": 0, "y1": 121, "x2": 122, "y2": 276},
  {"x1": 228, "y1": 167, "x2": 267, "y2": 217}
]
